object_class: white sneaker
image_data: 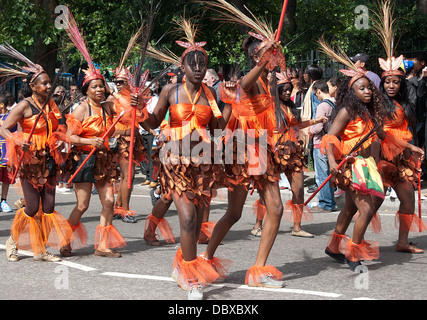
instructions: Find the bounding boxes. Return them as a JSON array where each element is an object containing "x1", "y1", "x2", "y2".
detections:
[
  {"x1": 188, "y1": 283, "x2": 203, "y2": 300},
  {"x1": 1, "y1": 200, "x2": 12, "y2": 212}
]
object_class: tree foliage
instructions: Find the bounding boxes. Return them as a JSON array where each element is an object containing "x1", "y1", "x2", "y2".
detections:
[{"x1": 0, "y1": 0, "x2": 426, "y2": 77}]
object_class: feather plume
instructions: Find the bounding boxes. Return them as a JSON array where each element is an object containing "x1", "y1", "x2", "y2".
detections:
[
  {"x1": 146, "y1": 43, "x2": 181, "y2": 66},
  {"x1": 117, "y1": 25, "x2": 144, "y2": 73},
  {"x1": 0, "y1": 43, "x2": 41, "y2": 73},
  {"x1": 371, "y1": 0, "x2": 398, "y2": 63},
  {"x1": 317, "y1": 36, "x2": 358, "y2": 72},
  {"x1": 371, "y1": 0, "x2": 404, "y2": 74},
  {"x1": 198, "y1": 0, "x2": 274, "y2": 40},
  {"x1": 62, "y1": 9, "x2": 96, "y2": 73}
]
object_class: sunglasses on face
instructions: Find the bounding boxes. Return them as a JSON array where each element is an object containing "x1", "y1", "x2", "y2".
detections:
[{"x1": 115, "y1": 80, "x2": 126, "y2": 85}]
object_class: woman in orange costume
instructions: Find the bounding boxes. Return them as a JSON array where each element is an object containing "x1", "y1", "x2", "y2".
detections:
[
  {"x1": 372, "y1": 0, "x2": 426, "y2": 252},
  {"x1": 0, "y1": 44, "x2": 73, "y2": 262},
  {"x1": 318, "y1": 38, "x2": 391, "y2": 271},
  {"x1": 60, "y1": 10, "x2": 127, "y2": 258},
  {"x1": 107, "y1": 67, "x2": 146, "y2": 223},
  {"x1": 252, "y1": 72, "x2": 327, "y2": 238},
  {"x1": 133, "y1": 18, "x2": 225, "y2": 300}
]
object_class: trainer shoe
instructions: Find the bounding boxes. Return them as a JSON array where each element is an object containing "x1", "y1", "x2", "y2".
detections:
[
  {"x1": 188, "y1": 282, "x2": 203, "y2": 300},
  {"x1": 1, "y1": 200, "x2": 12, "y2": 213},
  {"x1": 122, "y1": 211, "x2": 137, "y2": 223},
  {"x1": 34, "y1": 252, "x2": 61, "y2": 262},
  {"x1": 5, "y1": 236, "x2": 19, "y2": 262},
  {"x1": 247, "y1": 273, "x2": 284, "y2": 288},
  {"x1": 150, "y1": 188, "x2": 160, "y2": 206}
]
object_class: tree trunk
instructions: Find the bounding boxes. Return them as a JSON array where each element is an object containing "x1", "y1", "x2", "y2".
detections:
[
  {"x1": 30, "y1": 0, "x2": 59, "y2": 80},
  {"x1": 417, "y1": 0, "x2": 427, "y2": 15}
]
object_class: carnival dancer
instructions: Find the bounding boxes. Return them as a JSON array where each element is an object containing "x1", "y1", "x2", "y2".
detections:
[
  {"x1": 252, "y1": 73, "x2": 328, "y2": 238},
  {"x1": 373, "y1": 0, "x2": 426, "y2": 252},
  {"x1": 60, "y1": 10, "x2": 127, "y2": 258},
  {"x1": 201, "y1": 0, "x2": 291, "y2": 288},
  {"x1": 318, "y1": 37, "x2": 388, "y2": 271},
  {"x1": 133, "y1": 18, "x2": 226, "y2": 300},
  {"x1": 0, "y1": 43, "x2": 73, "y2": 262},
  {"x1": 108, "y1": 67, "x2": 146, "y2": 224}
]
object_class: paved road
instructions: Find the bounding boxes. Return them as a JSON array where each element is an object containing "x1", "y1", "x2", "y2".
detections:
[{"x1": 0, "y1": 170, "x2": 426, "y2": 306}]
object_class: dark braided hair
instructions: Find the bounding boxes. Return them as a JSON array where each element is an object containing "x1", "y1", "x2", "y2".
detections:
[{"x1": 334, "y1": 77, "x2": 386, "y2": 126}]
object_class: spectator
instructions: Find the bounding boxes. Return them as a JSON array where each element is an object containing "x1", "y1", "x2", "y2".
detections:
[
  {"x1": 0, "y1": 95, "x2": 14, "y2": 212},
  {"x1": 139, "y1": 82, "x2": 159, "y2": 189},
  {"x1": 203, "y1": 68, "x2": 224, "y2": 112},
  {"x1": 408, "y1": 51, "x2": 427, "y2": 151},
  {"x1": 350, "y1": 53, "x2": 381, "y2": 90},
  {"x1": 290, "y1": 67, "x2": 306, "y2": 115},
  {"x1": 309, "y1": 80, "x2": 337, "y2": 212}
]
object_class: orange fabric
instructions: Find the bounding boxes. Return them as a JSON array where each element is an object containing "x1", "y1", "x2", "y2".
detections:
[
  {"x1": 67, "y1": 104, "x2": 114, "y2": 152},
  {"x1": 342, "y1": 239, "x2": 379, "y2": 262},
  {"x1": 253, "y1": 199, "x2": 266, "y2": 220},
  {"x1": 113, "y1": 87, "x2": 148, "y2": 131},
  {"x1": 280, "y1": 104, "x2": 299, "y2": 143},
  {"x1": 340, "y1": 117, "x2": 375, "y2": 155},
  {"x1": 68, "y1": 221, "x2": 88, "y2": 250},
  {"x1": 326, "y1": 231, "x2": 350, "y2": 254},
  {"x1": 245, "y1": 265, "x2": 283, "y2": 285},
  {"x1": 200, "y1": 253, "x2": 231, "y2": 281},
  {"x1": 199, "y1": 221, "x2": 216, "y2": 239},
  {"x1": 144, "y1": 213, "x2": 175, "y2": 244},
  {"x1": 319, "y1": 134, "x2": 343, "y2": 159},
  {"x1": 39, "y1": 210, "x2": 74, "y2": 250},
  {"x1": 173, "y1": 247, "x2": 219, "y2": 286},
  {"x1": 94, "y1": 224, "x2": 126, "y2": 250},
  {"x1": 11, "y1": 208, "x2": 44, "y2": 256},
  {"x1": 395, "y1": 212, "x2": 427, "y2": 232},
  {"x1": 165, "y1": 83, "x2": 222, "y2": 143},
  {"x1": 222, "y1": 78, "x2": 277, "y2": 147},
  {"x1": 47, "y1": 124, "x2": 70, "y2": 165},
  {"x1": 320, "y1": 118, "x2": 375, "y2": 159},
  {"x1": 283, "y1": 200, "x2": 313, "y2": 223},
  {"x1": 381, "y1": 102, "x2": 412, "y2": 160},
  {"x1": 18, "y1": 97, "x2": 62, "y2": 152}
]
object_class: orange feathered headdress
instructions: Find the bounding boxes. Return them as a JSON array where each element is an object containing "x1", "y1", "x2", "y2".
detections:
[
  {"x1": 371, "y1": 0, "x2": 405, "y2": 78},
  {"x1": 174, "y1": 17, "x2": 208, "y2": 64},
  {"x1": 318, "y1": 36, "x2": 367, "y2": 88},
  {"x1": 0, "y1": 43, "x2": 46, "y2": 84}
]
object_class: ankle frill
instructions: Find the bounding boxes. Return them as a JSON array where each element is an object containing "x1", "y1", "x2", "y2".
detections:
[
  {"x1": 253, "y1": 199, "x2": 266, "y2": 220},
  {"x1": 395, "y1": 212, "x2": 427, "y2": 233},
  {"x1": 245, "y1": 265, "x2": 283, "y2": 285},
  {"x1": 11, "y1": 208, "x2": 44, "y2": 256},
  {"x1": 94, "y1": 224, "x2": 126, "y2": 250},
  {"x1": 144, "y1": 213, "x2": 175, "y2": 243},
  {"x1": 283, "y1": 200, "x2": 313, "y2": 223},
  {"x1": 199, "y1": 252, "x2": 231, "y2": 281},
  {"x1": 326, "y1": 231, "x2": 350, "y2": 253},
  {"x1": 173, "y1": 247, "x2": 219, "y2": 287},
  {"x1": 68, "y1": 221, "x2": 88, "y2": 249},
  {"x1": 39, "y1": 211, "x2": 74, "y2": 250},
  {"x1": 342, "y1": 239, "x2": 379, "y2": 262}
]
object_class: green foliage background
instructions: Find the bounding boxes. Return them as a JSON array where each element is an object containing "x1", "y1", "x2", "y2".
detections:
[{"x1": 0, "y1": 0, "x2": 426, "y2": 76}]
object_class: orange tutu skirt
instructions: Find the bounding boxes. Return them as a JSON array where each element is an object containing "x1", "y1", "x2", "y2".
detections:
[
  {"x1": 395, "y1": 212, "x2": 427, "y2": 233},
  {"x1": 94, "y1": 224, "x2": 126, "y2": 250},
  {"x1": 173, "y1": 247, "x2": 219, "y2": 286},
  {"x1": 245, "y1": 265, "x2": 283, "y2": 285},
  {"x1": 144, "y1": 213, "x2": 175, "y2": 243},
  {"x1": 283, "y1": 200, "x2": 313, "y2": 223}
]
